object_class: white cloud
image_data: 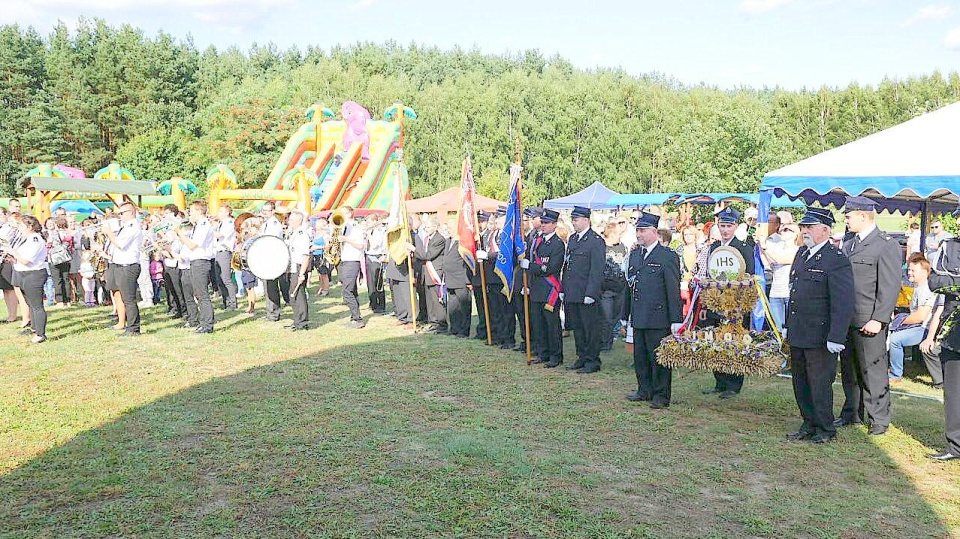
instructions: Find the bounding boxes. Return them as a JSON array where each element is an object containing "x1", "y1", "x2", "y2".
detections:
[
  {"x1": 347, "y1": 0, "x2": 374, "y2": 12},
  {"x1": 945, "y1": 26, "x2": 960, "y2": 49},
  {"x1": 903, "y1": 4, "x2": 952, "y2": 27},
  {"x1": 738, "y1": 0, "x2": 794, "y2": 15}
]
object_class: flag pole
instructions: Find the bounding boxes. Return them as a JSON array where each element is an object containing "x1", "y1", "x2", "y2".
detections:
[
  {"x1": 480, "y1": 258, "x2": 492, "y2": 345},
  {"x1": 407, "y1": 252, "x2": 417, "y2": 332},
  {"x1": 514, "y1": 139, "x2": 533, "y2": 364}
]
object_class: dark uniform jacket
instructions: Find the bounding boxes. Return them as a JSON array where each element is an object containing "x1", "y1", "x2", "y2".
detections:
[
  {"x1": 384, "y1": 228, "x2": 415, "y2": 282},
  {"x1": 786, "y1": 242, "x2": 855, "y2": 348},
  {"x1": 562, "y1": 228, "x2": 605, "y2": 303},
  {"x1": 841, "y1": 227, "x2": 902, "y2": 327},
  {"x1": 529, "y1": 232, "x2": 565, "y2": 303},
  {"x1": 472, "y1": 229, "x2": 491, "y2": 287},
  {"x1": 415, "y1": 231, "x2": 446, "y2": 283},
  {"x1": 929, "y1": 237, "x2": 960, "y2": 352},
  {"x1": 623, "y1": 243, "x2": 682, "y2": 329},
  {"x1": 441, "y1": 238, "x2": 471, "y2": 289},
  {"x1": 708, "y1": 237, "x2": 756, "y2": 276},
  {"x1": 482, "y1": 229, "x2": 499, "y2": 285}
]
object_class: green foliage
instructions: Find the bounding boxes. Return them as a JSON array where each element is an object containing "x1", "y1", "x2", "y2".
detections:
[{"x1": 2, "y1": 19, "x2": 960, "y2": 203}]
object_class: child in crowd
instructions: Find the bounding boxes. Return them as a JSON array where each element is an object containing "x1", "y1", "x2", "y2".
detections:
[{"x1": 150, "y1": 253, "x2": 164, "y2": 306}]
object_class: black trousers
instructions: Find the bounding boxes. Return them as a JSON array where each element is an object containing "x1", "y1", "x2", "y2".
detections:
[
  {"x1": 531, "y1": 301, "x2": 562, "y2": 363},
  {"x1": 446, "y1": 286, "x2": 472, "y2": 336},
  {"x1": 339, "y1": 261, "x2": 362, "y2": 321},
  {"x1": 487, "y1": 285, "x2": 512, "y2": 345},
  {"x1": 416, "y1": 280, "x2": 428, "y2": 323},
  {"x1": 473, "y1": 284, "x2": 488, "y2": 339},
  {"x1": 940, "y1": 348, "x2": 960, "y2": 456},
  {"x1": 567, "y1": 301, "x2": 603, "y2": 367},
  {"x1": 923, "y1": 344, "x2": 944, "y2": 387},
  {"x1": 214, "y1": 251, "x2": 238, "y2": 309},
  {"x1": 189, "y1": 259, "x2": 215, "y2": 331},
  {"x1": 600, "y1": 290, "x2": 622, "y2": 350},
  {"x1": 699, "y1": 310, "x2": 746, "y2": 393},
  {"x1": 390, "y1": 278, "x2": 413, "y2": 323},
  {"x1": 634, "y1": 327, "x2": 672, "y2": 405},
  {"x1": 512, "y1": 284, "x2": 527, "y2": 345},
  {"x1": 791, "y1": 346, "x2": 838, "y2": 436},
  {"x1": 21, "y1": 269, "x2": 48, "y2": 338},
  {"x1": 49, "y1": 261, "x2": 71, "y2": 304},
  {"x1": 366, "y1": 258, "x2": 386, "y2": 313},
  {"x1": 840, "y1": 326, "x2": 891, "y2": 427},
  {"x1": 290, "y1": 272, "x2": 309, "y2": 328},
  {"x1": 163, "y1": 266, "x2": 186, "y2": 316},
  {"x1": 264, "y1": 273, "x2": 288, "y2": 321},
  {"x1": 181, "y1": 269, "x2": 197, "y2": 324},
  {"x1": 424, "y1": 284, "x2": 445, "y2": 327},
  {"x1": 114, "y1": 263, "x2": 141, "y2": 334}
]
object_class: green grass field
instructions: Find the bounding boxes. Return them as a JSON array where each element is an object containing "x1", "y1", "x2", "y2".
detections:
[{"x1": 1, "y1": 286, "x2": 958, "y2": 538}]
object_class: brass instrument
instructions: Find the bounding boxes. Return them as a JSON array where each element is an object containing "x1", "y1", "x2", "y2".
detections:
[
  {"x1": 325, "y1": 208, "x2": 347, "y2": 267},
  {"x1": 89, "y1": 232, "x2": 108, "y2": 279}
]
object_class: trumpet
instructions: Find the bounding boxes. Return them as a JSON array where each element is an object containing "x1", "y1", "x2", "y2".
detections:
[
  {"x1": 325, "y1": 208, "x2": 347, "y2": 266},
  {"x1": 153, "y1": 221, "x2": 191, "y2": 234}
]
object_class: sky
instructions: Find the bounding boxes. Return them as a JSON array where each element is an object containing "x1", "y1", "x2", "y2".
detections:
[{"x1": 3, "y1": 0, "x2": 960, "y2": 90}]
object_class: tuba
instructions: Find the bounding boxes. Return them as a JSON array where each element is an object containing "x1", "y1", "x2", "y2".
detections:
[{"x1": 325, "y1": 208, "x2": 347, "y2": 267}]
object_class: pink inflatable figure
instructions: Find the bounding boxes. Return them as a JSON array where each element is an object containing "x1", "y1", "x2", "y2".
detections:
[{"x1": 341, "y1": 100, "x2": 371, "y2": 162}]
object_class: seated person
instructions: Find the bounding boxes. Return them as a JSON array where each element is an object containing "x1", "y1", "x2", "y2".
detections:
[{"x1": 888, "y1": 254, "x2": 940, "y2": 382}]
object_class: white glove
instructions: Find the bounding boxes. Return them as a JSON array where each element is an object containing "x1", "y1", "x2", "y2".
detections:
[
  {"x1": 559, "y1": 292, "x2": 565, "y2": 302},
  {"x1": 476, "y1": 249, "x2": 488, "y2": 261},
  {"x1": 827, "y1": 341, "x2": 845, "y2": 354},
  {"x1": 520, "y1": 259, "x2": 530, "y2": 269},
  {"x1": 781, "y1": 328, "x2": 787, "y2": 339},
  {"x1": 584, "y1": 296, "x2": 595, "y2": 305},
  {"x1": 671, "y1": 323, "x2": 683, "y2": 335},
  {"x1": 521, "y1": 287, "x2": 529, "y2": 295},
  {"x1": 620, "y1": 319, "x2": 628, "y2": 328}
]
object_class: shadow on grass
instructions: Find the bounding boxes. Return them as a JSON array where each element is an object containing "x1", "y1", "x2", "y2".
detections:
[{"x1": 0, "y1": 296, "x2": 956, "y2": 537}]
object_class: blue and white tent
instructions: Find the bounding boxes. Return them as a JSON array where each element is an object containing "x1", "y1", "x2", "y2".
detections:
[
  {"x1": 543, "y1": 181, "x2": 620, "y2": 210},
  {"x1": 760, "y1": 102, "x2": 960, "y2": 215}
]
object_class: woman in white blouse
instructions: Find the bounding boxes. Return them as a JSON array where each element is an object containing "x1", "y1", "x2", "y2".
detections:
[{"x1": 7, "y1": 215, "x2": 49, "y2": 343}]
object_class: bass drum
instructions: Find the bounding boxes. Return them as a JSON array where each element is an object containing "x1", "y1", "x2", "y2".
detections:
[{"x1": 239, "y1": 235, "x2": 290, "y2": 280}]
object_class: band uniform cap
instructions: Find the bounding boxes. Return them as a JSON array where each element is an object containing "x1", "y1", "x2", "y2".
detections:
[
  {"x1": 540, "y1": 209, "x2": 559, "y2": 223},
  {"x1": 798, "y1": 206, "x2": 835, "y2": 227},
  {"x1": 744, "y1": 207, "x2": 759, "y2": 220},
  {"x1": 634, "y1": 211, "x2": 659, "y2": 229},
  {"x1": 495, "y1": 205, "x2": 507, "y2": 217},
  {"x1": 477, "y1": 211, "x2": 490, "y2": 222},
  {"x1": 843, "y1": 196, "x2": 879, "y2": 213},
  {"x1": 523, "y1": 207, "x2": 543, "y2": 218},
  {"x1": 714, "y1": 206, "x2": 740, "y2": 224},
  {"x1": 570, "y1": 206, "x2": 592, "y2": 219}
]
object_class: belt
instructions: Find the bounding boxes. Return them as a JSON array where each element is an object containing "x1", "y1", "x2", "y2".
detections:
[{"x1": 114, "y1": 262, "x2": 139, "y2": 267}]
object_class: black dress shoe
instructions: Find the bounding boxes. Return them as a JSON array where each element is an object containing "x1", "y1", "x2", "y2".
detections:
[
  {"x1": 649, "y1": 401, "x2": 669, "y2": 410},
  {"x1": 566, "y1": 361, "x2": 586, "y2": 371},
  {"x1": 512, "y1": 343, "x2": 526, "y2": 352},
  {"x1": 927, "y1": 451, "x2": 960, "y2": 461},
  {"x1": 194, "y1": 328, "x2": 213, "y2": 334},
  {"x1": 786, "y1": 430, "x2": 814, "y2": 441},
  {"x1": 809, "y1": 433, "x2": 835, "y2": 444},
  {"x1": 119, "y1": 331, "x2": 141, "y2": 337},
  {"x1": 702, "y1": 388, "x2": 722, "y2": 395},
  {"x1": 290, "y1": 325, "x2": 309, "y2": 331},
  {"x1": 182, "y1": 322, "x2": 199, "y2": 329},
  {"x1": 718, "y1": 390, "x2": 738, "y2": 399},
  {"x1": 531, "y1": 358, "x2": 547, "y2": 365},
  {"x1": 868, "y1": 425, "x2": 888, "y2": 436},
  {"x1": 499, "y1": 343, "x2": 513, "y2": 349},
  {"x1": 626, "y1": 391, "x2": 650, "y2": 402},
  {"x1": 544, "y1": 360, "x2": 563, "y2": 368},
  {"x1": 833, "y1": 418, "x2": 862, "y2": 427},
  {"x1": 577, "y1": 364, "x2": 600, "y2": 374}
]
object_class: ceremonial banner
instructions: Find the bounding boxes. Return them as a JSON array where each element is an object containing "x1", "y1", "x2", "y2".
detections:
[
  {"x1": 494, "y1": 163, "x2": 525, "y2": 299},
  {"x1": 386, "y1": 166, "x2": 412, "y2": 265},
  {"x1": 457, "y1": 157, "x2": 479, "y2": 274}
]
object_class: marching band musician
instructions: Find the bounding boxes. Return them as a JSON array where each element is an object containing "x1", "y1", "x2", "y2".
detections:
[
  {"x1": 6, "y1": 215, "x2": 48, "y2": 343},
  {"x1": 213, "y1": 203, "x2": 238, "y2": 310},
  {"x1": 101, "y1": 201, "x2": 142, "y2": 336},
  {"x1": 365, "y1": 214, "x2": 388, "y2": 315},
  {"x1": 177, "y1": 200, "x2": 216, "y2": 334},
  {"x1": 259, "y1": 201, "x2": 286, "y2": 322},
  {"x1": 159, "y1": 205, "x2": 187, "y2": 319},
  {"x1": 622, "y1": 211, "x2": 683, "y2": 408},
  {"x1": 285, "y1": 210, "x2": 312, "y2": 331},
  {"x1": 336, "y1": 206, "x2": 368, "y2": 329},
  {"x1": 526, "y1": 209, "x2": 564, "y2": 367}
]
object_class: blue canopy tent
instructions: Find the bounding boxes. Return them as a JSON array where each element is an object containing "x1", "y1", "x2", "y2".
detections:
[
  {"x1": 543, "y1": 181, "x2": 620, "y2": 210},
  {"x1": 759, "y1": 102, "x2": 960, "y2": 241},
  {"x1": 607, "y1": 193, "x2": 681, "y2": 207},
  {"x1": 50, "y1": 199, "x2": 104, "y2": 215},
  {"x1": 677, "y1": 192, "x2": 805, "y2": 208}
]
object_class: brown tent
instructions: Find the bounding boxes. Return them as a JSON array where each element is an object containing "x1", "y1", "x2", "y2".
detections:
[{"x1": 405, "y1": 187, "x2": 504, "y2": 214}]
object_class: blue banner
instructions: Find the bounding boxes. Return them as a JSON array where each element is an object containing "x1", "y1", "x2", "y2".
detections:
[{"x1": 495, "y1": 164, "x2": 525, "y2": 299}]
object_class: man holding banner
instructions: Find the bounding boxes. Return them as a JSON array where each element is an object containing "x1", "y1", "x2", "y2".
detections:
[
  {"x1": 494, "y1": 165, "x2": 527, "y2": 351},
  {"x1": 526, "y1": 209, "x2": 564, "y2": 367}
]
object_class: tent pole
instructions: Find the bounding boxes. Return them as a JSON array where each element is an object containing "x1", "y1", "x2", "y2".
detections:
[{"x1": 919, "y1": 201, "x2": 928, "y2": 255}]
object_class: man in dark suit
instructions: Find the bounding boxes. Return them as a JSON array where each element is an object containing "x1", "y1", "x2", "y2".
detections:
[
  {"x1": 414, "y1": 215, "x2": 447, "y2": 333},
  {"x1": 785, "y1": 207, "x2": 855, "y2": 444},
  {"x1": 562, "y1": 206, "x2": 606, "y2": 374},
  {"x1": 623, "y1": 212, "x2": 683, "y2": 408},
  {"x1": 927, "y1": 235, "x2": 960, "y2": 461},
  {"x1": 481, "y1": 206, "x2": 512, "y2": 347},
  {"x1": 513, "y1": 207, "x2": 543, "y2": 353},
  {"x1": 442, "y1": 216, "x2": 473, "y2": 338},
  {"x1": 385, "y1": 219, "x2": 416, "y2": 327},
  {"x1": 472, "y1": 212, "x2": 492, "y2": 340},
  {"x1": 837, "y1": 196, "x2": 902, "y2": 436},
  {"x1": 701, "y1": 206, "x2": 756, "y2": 398},
  {"x1": 525, "y1": 209, "x2": 565, "y2": 367}
]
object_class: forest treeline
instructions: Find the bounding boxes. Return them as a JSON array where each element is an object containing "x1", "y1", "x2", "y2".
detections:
[{"x1": 2, "y1": 18, "x2": 960, "y2": 203}]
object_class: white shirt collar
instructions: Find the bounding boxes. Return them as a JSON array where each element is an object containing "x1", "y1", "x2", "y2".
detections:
[
  {"x1": 807, "y1": 239, "x2": 830, "y2": 258},
  {"x1": 857, "y1": 223, "x2": 877, "y2": 241}
]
